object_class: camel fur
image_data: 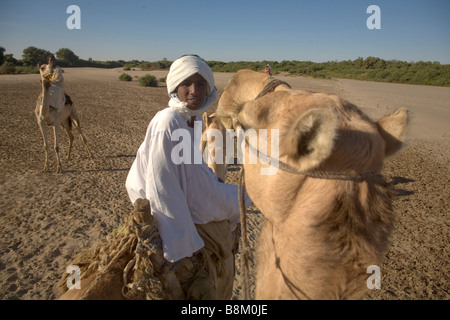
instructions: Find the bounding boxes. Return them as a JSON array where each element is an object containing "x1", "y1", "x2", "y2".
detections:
[
  {"x1": 201, "y1": 112, "x2": 228, "y2": 182},
  {"x1": 35, "y1": 64, "x2": 92, "y2": 173},
  {"x1": 216, "y1": 69, "x2": 408, "y2": 299}
]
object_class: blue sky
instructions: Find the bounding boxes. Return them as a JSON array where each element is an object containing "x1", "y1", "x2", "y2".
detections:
[{"x1": 1, "y1": 0, "x2": 449, "y2": 63}]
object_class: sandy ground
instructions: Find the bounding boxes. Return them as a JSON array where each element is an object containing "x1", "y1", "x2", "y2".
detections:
[{"x1": 0, "y1": 67, "x2": 448, "y2": 300}]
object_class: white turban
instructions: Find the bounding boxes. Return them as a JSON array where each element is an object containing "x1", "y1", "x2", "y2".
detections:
[{"x1": 166, "y1": 55, "x2": 218, "y2": 121}]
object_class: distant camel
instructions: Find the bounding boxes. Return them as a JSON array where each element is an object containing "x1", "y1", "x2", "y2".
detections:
[
  {"x1": 217, "y1": 69, "x2": 409, "y2": 299},
  {"x1": 201, "y1": 112, "x2": 228, "y2": 182},
  {"x1": 35, "y1": 64, "x2": 92, "y2": 173}
]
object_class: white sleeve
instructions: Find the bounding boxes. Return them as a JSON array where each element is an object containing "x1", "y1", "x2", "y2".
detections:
[
  {"x1": 125, "y1": 110, "x2": 252, "y2": 262},
  {"x1": 186, "y1": 163, "x2": 245, "y2": 229},
  {"x1": 145, "y1": 129, "x2": 204, "y2": 262}
]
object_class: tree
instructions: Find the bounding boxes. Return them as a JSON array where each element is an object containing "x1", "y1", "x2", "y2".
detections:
[
  {"x1": 363, "y1": 56, "x2": 381, "y2": 69},
  {"x1": 56, "y1": 48, "x2": 80, "y2": 67},
  {"x1": 4, "y1": 54, "x2": 18, "y2": 65},
  {"x1": 22, "y1": 46, "x2": 51, "y2": 66},
  {"x1": 0, "y1": 46, "x2": 5, "y2": 65}
]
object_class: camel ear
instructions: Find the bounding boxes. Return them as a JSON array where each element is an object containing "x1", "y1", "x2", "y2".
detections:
[
  {"x1": 377, "y1": 108, "x2": 408, "y2": 157},
  {"x1": 202, "y1": 112, "x2": 209, "y2": 125},
  {"x1": 202, "y1": 112, "x2": 210, "y2": 131},
  {"x1": 281, "y1": 108, "x2": 338, "y2": 171}
]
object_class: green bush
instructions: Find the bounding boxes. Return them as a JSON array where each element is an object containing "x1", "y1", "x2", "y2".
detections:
[
  {"x1": 139, "y1": 74, "x2": 158, "y2": 87},
  {"x1": 2, "y1": 44, "x2": 449, "y2": 86},
  {"x1": 119, "y1": 73, "x2": 132, "y2": 81},
  {"x1": 0, "y1": 62, "x2": 16, "y2": 74}
]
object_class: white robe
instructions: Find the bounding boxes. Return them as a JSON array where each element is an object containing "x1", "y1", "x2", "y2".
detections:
[{"x1": 126, "y1": 108, "x2": 247, "y2": 262}]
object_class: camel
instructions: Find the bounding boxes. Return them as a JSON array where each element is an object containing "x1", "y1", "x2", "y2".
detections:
[
  {"x1": 201, "y1": 112, "x2": 228, "y2": 182},
  {"x1": 216, "y1": 69, "x2": 408, "y2": 299},
  {"x1": 35, "y1": 64, "x2": 92, "y2": 173}
]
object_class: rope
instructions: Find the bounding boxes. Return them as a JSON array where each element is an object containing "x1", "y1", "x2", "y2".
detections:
[
  {"x1": 68, "y1": 199, "x2": 168, "y2": 300},
  {"x1": 238, "y1": 165, "x2": 311, "y2": 300},
  {"x1": 238, "y1": 166, "x2": 251, "y2": 299},
  {"x1": 237, "y1": 142, "x2": 380, "y2": 299},
  {"x1": 246, "y1": 138, "x2": 380, "y2": 181},
  {"x1": 234, "y1": 76, "x2": 383, "y2": 300},
  {"x1": 271, "y1": 223, "x2": 311, "y2": 300},
  {"x1": 255, "y1": 79, "x2": 291, "y2": 100},
  {"x1": 77, "y1": 228, "x2": 134, "y2": 299},
  {"x1": 250, "y1": 78, "x2": 379, "y2": 181},
  {"x1": 70, "y1": 198, "x2": 228, "y2": 300}
]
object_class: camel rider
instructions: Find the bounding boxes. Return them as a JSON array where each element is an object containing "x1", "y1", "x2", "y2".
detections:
[
  {"x1": 125, "y1": 54, "x2": 252, "y2": 299},
  {"x1": 265, "y1": 64, "x2": 272, "y2": 76},
  {"x1": 44, "y1": 54, "x2": 65, "y2": 111},
  {"x1": 46, "y1": 54, "x2": 64, "y2": 87}
]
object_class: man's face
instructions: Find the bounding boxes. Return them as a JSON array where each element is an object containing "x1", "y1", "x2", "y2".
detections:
[
  {"x1": 48, "y1": 57, "x2": 56, "y2": 67},
  {"x1": 176, "y1": 73, "x2": 207, "y2": 110}
]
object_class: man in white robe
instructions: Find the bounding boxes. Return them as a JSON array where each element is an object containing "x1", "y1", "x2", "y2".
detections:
[
  {"x1": 47, "y1": 54, "x2": 64, "y2": 88},
  {"x1": 125, "y1": 55, "x2": 250, "y2": 299}
]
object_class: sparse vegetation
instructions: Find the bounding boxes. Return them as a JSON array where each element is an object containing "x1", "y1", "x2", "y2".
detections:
[
  {"x1": 208, "y1": 58, "x2": 450, "y2": 87},
  {"x1": 119, "y1": 73, "x2": 132, "y2": 81},
  {"x1": 138, "y1": 74, "x2": 158, "y2": 87},
  {"x1": 1, "y1": 45, "x2": 449, "y2": 86}
]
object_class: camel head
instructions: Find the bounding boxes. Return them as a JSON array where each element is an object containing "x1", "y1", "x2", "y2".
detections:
[
  {"x1": 217, "y1": 69, "x2": 408, "y2": 174},
  {"x1": 217, "y1": 69, "x2": 409, "y2": 300},
  {"x1": 37, "y1": 63, "x2": 52, "y2": 90},
  {"x1": 217, "y1": 69, "x2": 291, "y2": 130},
  {"x1": 201, "y1": 112, "x2": 228, "y2": 182},
  {"x1": 37, "y1": 63, "x2": 49, "y2": 76}
]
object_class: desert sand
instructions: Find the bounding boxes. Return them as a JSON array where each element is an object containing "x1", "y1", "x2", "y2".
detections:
[{"x1": 0, "y1": 67, "x2": 448, "y2": 300}]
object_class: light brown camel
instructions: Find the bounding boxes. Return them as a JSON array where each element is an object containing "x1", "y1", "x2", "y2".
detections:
[
  {"x1": 36, "y1": 64, "x2": 92, "y2": 173},
  {"x1": 201, "y1": 112, "x2": 228, "y2": 182},
  {"x1": 216, "y1": 69, "x2": 408, "y2": 299}
]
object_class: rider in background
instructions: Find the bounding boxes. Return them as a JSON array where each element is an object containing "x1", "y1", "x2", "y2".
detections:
[
  {"x1": 265, "y1": 64, "x2": 272, "y2": 76},
  {"x1": 45, "y1": 54, "x2": 64, "y2": 89}
]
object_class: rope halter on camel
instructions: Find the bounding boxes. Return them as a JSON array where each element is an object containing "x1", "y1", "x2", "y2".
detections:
[{"x1": 237, "y1": 77, "x2": 382, "y2": 299}]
